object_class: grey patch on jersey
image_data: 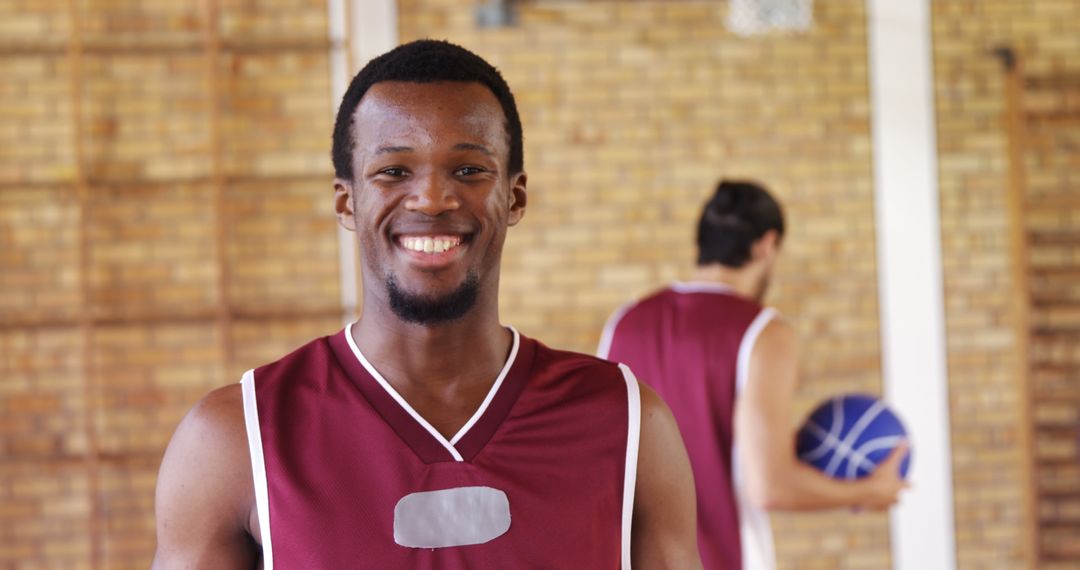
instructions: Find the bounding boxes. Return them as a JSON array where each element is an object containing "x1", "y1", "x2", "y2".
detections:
[{"x1": 393, "y1": 486, "x2": 511, "y2": 548}]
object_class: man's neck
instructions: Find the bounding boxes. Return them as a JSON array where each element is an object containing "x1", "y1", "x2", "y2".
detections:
[
  {"x1": 690, "y1": 264, "x2": 761, "y2": 302},
  {"x1": 350, "y1": 297, "x2": 512, "y2": 438}
]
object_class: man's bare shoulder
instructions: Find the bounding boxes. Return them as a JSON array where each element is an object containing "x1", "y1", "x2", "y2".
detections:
[
  {"x1": 632, "y1": 380, "x2": 702, "y2": 568},
  {"x1": 637, "y1": 380, "x2": 676, "y2": 429},
  {"x1": 162, "y1": 382, "x2": 251, "y2": 501},
  {"x1": 188, "y1": 383, "x2": 246, "y2": 432},
  {"x1": 755, "y1": 315, "x2": 799, "y2": 356},
  {"x1": 154, "y1": 382, "x2": 258, "y2": 567},
  {"x1": 166, "y1": 383, "x2": 249, "y2": 462}
]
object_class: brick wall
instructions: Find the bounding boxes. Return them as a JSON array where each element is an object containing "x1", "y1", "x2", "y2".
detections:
[
  {"x1": 933, "y1": 1, "x2": 1079, "y2": 568},
  {"x1": 3, "y1": 0, "x2": 1073, "y2": 567},
  {"x1": 1026, "y1": 80, "x2": 1080, "y2": 566},
  {"x1": 0, "y1": 0, "x2": 340, "y2": 567}
]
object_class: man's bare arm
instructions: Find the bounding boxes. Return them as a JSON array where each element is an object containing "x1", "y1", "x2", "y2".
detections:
[
  {"x1": 153, "y1": 384, "x2": 260, "y2": 569},
  {"x1": 631, "y1": 382, "x2": 703, "y2": 569},
  {"x1": 735, "y1": 319, "x2": 908, "y2": 512}
]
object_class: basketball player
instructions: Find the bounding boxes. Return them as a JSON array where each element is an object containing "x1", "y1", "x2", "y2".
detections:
[
  {"x1": 152, "y1": 40, "x2": 700, "y2": 568},
  {"x1": 598, "y1": 181, "x2": 909, "y2": 570}
]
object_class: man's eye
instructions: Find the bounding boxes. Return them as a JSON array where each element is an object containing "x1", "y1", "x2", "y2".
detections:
[
  {"x1": 455, "y1": 166, "x2": 486, "y2": 176},
  {"x1": 379, "y1": 167, "x2": 407, "y2": 177}
]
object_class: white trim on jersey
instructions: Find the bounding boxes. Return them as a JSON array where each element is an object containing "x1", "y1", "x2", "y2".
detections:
[
  {"x1": 450, "y1": 330, "x2": 521, "y2": 445},
  {"x1": 669, "y1": 281, "x2": 734, "y2": 295},
  {"x1": 597, "y1": 301, "x2": 635, "y2": 359},
  {"x1": 618, "y1": 364, "x2": 642, "y2": 570},
  {"x1": 600, "y1": 280, "x2": 743, "y2": 356},
  {"x1": 736, "y1": 308, "x2": 777, "y2": 393},
  {"x1": 343, "y1": 322, "x2": 521, "y2": 462},
  {"x1": 240, "y1": 369, "x2": 274, "y2": 570},
  {"x1": 732, "y1": 308, "x2": 778, "y2": 570},
  {"x1": 600, "y1": 283, "x2": 738, "y2": 359}
]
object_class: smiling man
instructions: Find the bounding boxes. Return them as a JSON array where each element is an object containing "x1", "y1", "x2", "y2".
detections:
[{"x1": 152, "y1": 40, "x2": 700, "y2": 568}]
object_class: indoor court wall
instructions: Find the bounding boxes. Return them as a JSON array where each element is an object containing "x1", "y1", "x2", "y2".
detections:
[
  {"x1": 1, "y1": 0, "x2": 1077, "y2": 568},
  {"x1": 1, "y1": 1, "x2": 343, "y2": 567}
]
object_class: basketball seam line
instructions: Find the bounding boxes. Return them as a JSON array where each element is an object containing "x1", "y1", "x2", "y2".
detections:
[
  {"x1": 803, "y1": 420, "x2": 876, "y2": 477},
  {"x1": 823, "y1": 399, "x2": 885, "y2": 477}
]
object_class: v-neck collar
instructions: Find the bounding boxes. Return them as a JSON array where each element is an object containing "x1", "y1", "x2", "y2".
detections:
[{"x1": 327, "y1": 324, "x2": 535, "y2": 463}]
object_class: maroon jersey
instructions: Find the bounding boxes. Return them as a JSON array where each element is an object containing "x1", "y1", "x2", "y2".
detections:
[
  {"x1": 599, "y1": 283, "x2": 777, "y2": 570},
  {"x1": 241, "y1": 325, "x2": 641, "y2": 569}
]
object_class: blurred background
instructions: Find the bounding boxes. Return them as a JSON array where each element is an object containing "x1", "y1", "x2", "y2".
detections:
[{"x1": 0, "y1": 0, "x2": 1076, "y2": 568}]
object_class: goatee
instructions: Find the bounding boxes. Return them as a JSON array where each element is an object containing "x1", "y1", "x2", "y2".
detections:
[{"x1": 386, "y1": 271, "x2": 480, "y2": 324}]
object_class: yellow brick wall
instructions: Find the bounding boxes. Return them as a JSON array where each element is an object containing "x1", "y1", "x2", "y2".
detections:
[
  {"x1": 1026, "y1": 95, "x2": 1080, "y2": 566},
  {"x1": 3, "y1": 0, "x2": 1073, "y2": 567},
  {"x1": 0, "y1": 0, "x2": 341, "y2": 567},
  {"x1": 933, "y1": 1, "x2": 1080, "y2": 568},
  {"x1": 399, "y1": 1, "x2": 892, "y2": 567}
]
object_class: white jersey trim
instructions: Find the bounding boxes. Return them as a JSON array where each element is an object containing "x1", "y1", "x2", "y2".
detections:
[
  {"x1": 450, "y1": 329, "x2": 521, "y2": 445},
  {"x1": 343, "y1": 322, "x2": 520, "y2": 462},
  {"x1": 600, "y1": 283, "x2": 738, "y2": 359},
  {"x1": 669, "y1": 281, "x2": 735, "y2": 294},
  {"x1": 736, "y1": 308, "x2": 777, "y2": 393},
  {"x1": 733, "y1": 307, "x2": 778, "y2": 570},
  {"x1": 240, "y1": 369, "x2": 273, "y2": 570},
  {"x1": 618, "y1": 364, "x2": 642, "y2": 570},
  {"x1": 597, "y1": 301, "x2": 635, "y2": 359}
]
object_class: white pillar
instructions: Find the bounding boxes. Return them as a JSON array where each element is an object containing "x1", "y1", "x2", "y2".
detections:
[
  {"x1": 328, "y1": 0, "x2": 398, "y2": 322},
  {"x1": 867, "y1": 1, "x2": 957, "y2": 569},
  {"x1": 352, "y1": 0, "x2": 399, "y2": 65}
]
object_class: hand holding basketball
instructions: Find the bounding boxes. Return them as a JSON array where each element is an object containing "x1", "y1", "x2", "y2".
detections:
[
  {"x1": 795, "y1": 393, "x2": 913, "y2": 511},
  {"x1": 859, "y1": 440, "x2": 911, "y2": 511}
]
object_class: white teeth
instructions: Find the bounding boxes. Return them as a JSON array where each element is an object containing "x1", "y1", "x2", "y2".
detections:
[{"x1": 402, "y1": 236, "x2": 459, "y2": 254}]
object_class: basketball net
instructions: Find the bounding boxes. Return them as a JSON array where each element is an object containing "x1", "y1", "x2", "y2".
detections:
[{"x1": 726, "y1": 0, "x2": 814, "y2": 37}]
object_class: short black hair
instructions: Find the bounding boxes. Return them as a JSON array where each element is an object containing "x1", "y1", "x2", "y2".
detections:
[
  {"x1": 331, "y1": 39, "x2": 524, "y2": 181},
  {"x1": 696, "y1": 180, "x2": 785, "y2": 268}
]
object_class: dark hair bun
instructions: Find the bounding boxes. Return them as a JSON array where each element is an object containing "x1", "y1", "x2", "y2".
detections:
[{"x1": 696, "y1": 179, "x2": 784, "y2": 268}]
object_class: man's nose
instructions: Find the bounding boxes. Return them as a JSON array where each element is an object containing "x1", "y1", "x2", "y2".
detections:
[{"x1": 404, "y1": 173, "x2": 461, "y2": 216}]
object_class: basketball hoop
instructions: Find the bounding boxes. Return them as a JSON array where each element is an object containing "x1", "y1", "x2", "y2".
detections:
[{"x1": 726, "y1": 0, "x2": 814, "y2": 37}]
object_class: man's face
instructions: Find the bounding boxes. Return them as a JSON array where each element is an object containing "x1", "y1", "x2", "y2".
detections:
[{"x1": 336, "y1": 81, "x2": 526, "y2": 324}]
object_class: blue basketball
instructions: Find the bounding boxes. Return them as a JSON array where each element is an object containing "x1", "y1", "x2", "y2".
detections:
[{"x1": 795, "y1": 394, "x2": 911, "y2": 480}]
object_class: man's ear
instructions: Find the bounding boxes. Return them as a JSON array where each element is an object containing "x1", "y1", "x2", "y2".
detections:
[
  {"x1": 752, "y1": 229, "x2": 780, "y2": 261},
  {"x1": 334, "y1": 179, "x2": 356, "y2": 231},
  {"x1": 507, "y1": 172, "x2": 527, "y2": 226}
]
